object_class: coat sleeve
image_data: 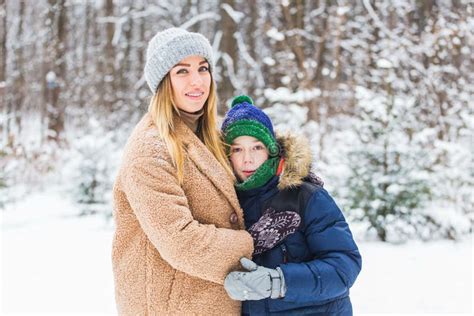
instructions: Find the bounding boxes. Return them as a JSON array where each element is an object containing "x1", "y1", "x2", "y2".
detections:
[
  {"x1": 279, "y1": 188, "x2": 362, "y2": 303},
  {"x1": 121, "y1": 155, "x2": 254, "y2": 285}
]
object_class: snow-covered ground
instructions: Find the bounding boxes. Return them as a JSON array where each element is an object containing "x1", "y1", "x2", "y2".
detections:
[{"x1": 1, "y1": 190, "x2": 472, "y2": 315}]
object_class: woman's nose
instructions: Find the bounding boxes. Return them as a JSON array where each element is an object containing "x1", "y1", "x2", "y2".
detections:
[{"x1": 190, "y1": 71, "x2": 203, "y2": 86}]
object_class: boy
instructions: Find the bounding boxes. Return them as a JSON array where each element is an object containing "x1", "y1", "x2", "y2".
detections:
[{"x1": 222, "y1": 95, "x2": 362, "y2": 316}]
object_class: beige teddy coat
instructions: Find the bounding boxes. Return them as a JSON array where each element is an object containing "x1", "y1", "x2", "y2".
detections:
[{"x1": 112, "y1": 113, "x2": 254, "y2": 315}]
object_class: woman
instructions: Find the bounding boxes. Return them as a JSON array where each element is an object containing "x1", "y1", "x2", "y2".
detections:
[
  {"x1": 222, "y1": 96, "x2": 362, "y2": 315},
  {"x1": 112, "y1": 28, "x2": 253, "y2": 315}
]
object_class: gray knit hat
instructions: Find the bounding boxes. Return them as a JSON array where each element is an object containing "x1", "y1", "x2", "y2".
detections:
[{"x1": 144, "y1": 27, "x2": 214, "y2": 94}]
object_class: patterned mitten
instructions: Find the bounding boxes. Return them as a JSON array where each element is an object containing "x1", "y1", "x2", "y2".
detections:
[{"x1": 248, "y1": 208, "x2": 301, "y2": 255}]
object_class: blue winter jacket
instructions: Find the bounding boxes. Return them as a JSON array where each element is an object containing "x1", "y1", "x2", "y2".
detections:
[{"x1": 237, "y1": 134, "x2": 362, "y2": 316}]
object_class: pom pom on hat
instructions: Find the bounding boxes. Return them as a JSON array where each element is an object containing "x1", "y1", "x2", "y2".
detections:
[{"x1": 231, "y1": 95, "x2": 254, "y2": 107}]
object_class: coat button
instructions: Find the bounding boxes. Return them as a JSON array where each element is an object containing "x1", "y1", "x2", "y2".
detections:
[{"x1": 229, "y1": 212, "x2": 238, "y2": 224}]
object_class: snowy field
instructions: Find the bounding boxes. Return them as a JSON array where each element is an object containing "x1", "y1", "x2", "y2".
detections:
[{"x1": 1, "y1": 190, "x2": 472, "y2": 315}]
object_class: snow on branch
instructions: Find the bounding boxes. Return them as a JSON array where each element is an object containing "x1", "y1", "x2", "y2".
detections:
[
  {"x1": 221, "y1": 3, "x2": 244, "y2": 23},
  {"x1": 211, "y1": 30, "x2": 223, "y2": 64},
  {"x1": 285, "y1": 28, "x2": 321, "y2": 42},
  {"x1": 362, "y1": 0, "x2": 413, "y2": 47},
  {"x1": 97, "y1": 15, "x2": 127, "y2": 46},
  {"x1": 221, "y1": 52, "x2": 242, "y2": 91},
  {"x1": 362, "y1": 0, "x2": 435, "y2": 86},
  {"x1": 309, "y1": 4, "x2": 326, "y2": 19},
  {"x1": 233, "y1": 32, "x2": 265, "y2": 87},
  {"x1": 179, "y1": 12, "x2": 220, "y2": 29}
]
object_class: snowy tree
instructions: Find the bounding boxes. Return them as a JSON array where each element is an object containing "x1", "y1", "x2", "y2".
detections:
[
  {"x1": 345, "y1": 86, "x2": 432, "y2": 242},
  {"x1": 63, "y1": 117, "x2": 122, "y2": 218}
]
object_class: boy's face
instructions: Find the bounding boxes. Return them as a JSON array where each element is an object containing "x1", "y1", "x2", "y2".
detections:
[{"x1": 229, "y1": 136, "x2": 269, "y2": 181}]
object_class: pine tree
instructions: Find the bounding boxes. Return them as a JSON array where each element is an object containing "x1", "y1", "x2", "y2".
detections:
[{"x1": 346, "y1": 85, "x2": 432, "y2": 242}]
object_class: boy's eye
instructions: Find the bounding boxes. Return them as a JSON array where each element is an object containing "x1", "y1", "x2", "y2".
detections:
[
  {"x1": 176, "y1": 68, "x2": 188, "y2": 74},
  {"x1": 199, "y1": 65, "x2": 209, "y2": 72},
  {"x1": 230, "y1": 147, "x2": 241, "y2": 153},
  {"x1": 254, "y1": 145, "x2": 265, "y2": 150}
]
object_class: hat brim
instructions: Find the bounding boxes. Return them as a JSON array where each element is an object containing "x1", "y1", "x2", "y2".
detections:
[{"x1": 224, "y1": 120, "x2": 279, "y2": 157}]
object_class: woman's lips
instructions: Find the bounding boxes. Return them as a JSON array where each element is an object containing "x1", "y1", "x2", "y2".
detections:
[{"x1": 185, "y1": 91, "x2": 204, "y2": 100}]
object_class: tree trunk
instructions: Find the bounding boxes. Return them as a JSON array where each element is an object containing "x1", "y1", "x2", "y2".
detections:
[
  {"x1": 246, "y1": 0, "x2": 258, "y2": 98},
  {"x1": 0, "y1": 0, "x2": 6, "y2": 143},
  {"x1": 217, "y1": 0, "x2": 238, "y2": 113},
  {"x1": 104, "y1": 0, "x2": 115, "y2": 111},
  {"x1": 78, "y1": 1, "x2": 90, "y2": 109},
  {"x1": 120, "y1": 5, "x2": 132, "y2": 101},
  {"x1": 0, "y1": 0, "x2": 5, "y2": 89},
  {"x1": 11, "y1": 1, "x2": 25, "y2": 144},
  {"x1": 45, "y1": 0, "x2": 67, "y2": 142}
]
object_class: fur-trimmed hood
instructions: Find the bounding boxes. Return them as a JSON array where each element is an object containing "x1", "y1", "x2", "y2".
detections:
[{"x1": 277, "y1": 132, "x2": 317, "y2": 190}]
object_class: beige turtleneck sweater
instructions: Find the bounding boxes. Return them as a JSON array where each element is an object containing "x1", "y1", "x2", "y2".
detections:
[{"x1": 178, "y1": 108, "x2": 204, "y2": 134}]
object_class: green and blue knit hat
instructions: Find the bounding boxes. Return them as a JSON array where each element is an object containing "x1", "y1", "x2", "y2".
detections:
[
  {"x1": 221, "y1": 95, "x2": 279, "y2": 156},
  {"x1": 221, "y1": 95, "x2": 281, "y2": 191}
]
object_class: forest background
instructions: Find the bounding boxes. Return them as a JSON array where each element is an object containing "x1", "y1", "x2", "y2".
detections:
[{"x1": 1, "y1": 0, "x2": 472, "y2": 242}]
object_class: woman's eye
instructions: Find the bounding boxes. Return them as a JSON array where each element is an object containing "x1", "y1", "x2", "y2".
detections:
[
  {"x1": 176, "y1": 68, "x2": 188, "y2": 74},
  {"x1": 199, "y1": 65, "x2": 209, "y2": 72}
]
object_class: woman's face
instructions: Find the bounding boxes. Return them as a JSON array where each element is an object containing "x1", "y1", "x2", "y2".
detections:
[
  {"x1": 229, "y1": 136, "x2": 269, "y2": 181},
  {"x1": 169, "y1": 55, "x2": 211, "y2": 113}
]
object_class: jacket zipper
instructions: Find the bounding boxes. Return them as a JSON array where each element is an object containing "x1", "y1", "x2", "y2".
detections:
[{"x1": 280, "y1": 244, "x2": 288, "y2": 263}]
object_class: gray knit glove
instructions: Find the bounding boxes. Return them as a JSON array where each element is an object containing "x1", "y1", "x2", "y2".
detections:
[{"x1": 224, "y1": 258, "x2": 286, "y2": 301}]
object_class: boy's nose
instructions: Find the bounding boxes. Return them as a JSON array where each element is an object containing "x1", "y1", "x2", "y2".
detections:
[{"x1": 243, "y1": 151, "x2": 253, "y2": 163}]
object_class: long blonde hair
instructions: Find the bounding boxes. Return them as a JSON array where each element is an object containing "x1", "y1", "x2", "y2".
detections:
[{"x1": 148, "y1": 74, "x2": 234, "y2": 184}]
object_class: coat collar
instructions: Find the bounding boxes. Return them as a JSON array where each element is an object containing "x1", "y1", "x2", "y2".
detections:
[{"x1": 175, "y1": 118, "x2": 242, "y2": 214}]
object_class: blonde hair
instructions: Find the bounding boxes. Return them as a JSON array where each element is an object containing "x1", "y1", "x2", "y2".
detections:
[{"x1": 148, "y1": 74, "x2": 234, "y2": 184}]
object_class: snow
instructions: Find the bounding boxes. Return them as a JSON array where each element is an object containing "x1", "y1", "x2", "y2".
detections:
[
  {"x1": 377, "y1": 58, "x2": 393, "y2": 69},
  {"x1": 351, "y1": 237, "x2": 473, "y2": 314},
  {"x1": 263, "y1": 57, "x2": 276, "y2": 66},
  {"x1": 45, "y1": 71, "x2": 57, "y2": 83},
  {"x1": 220, "y1": 3, "x2": 244, "y2": 24},
  {"x1": 1, "y1": 190, "x2": 472, "y2": 315},
  {"x1": 179, "y1": 12, "x2": 220, "y2": 30},
  {"x1": 266, "y1": 27, "x2": 285, "y2": 42},
  {"x1": 263, "y1": 87, "x2": 321, "y2": 103},
  {"x1": 1, "y1": 191, "x2": 115, "y2": 315}
]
